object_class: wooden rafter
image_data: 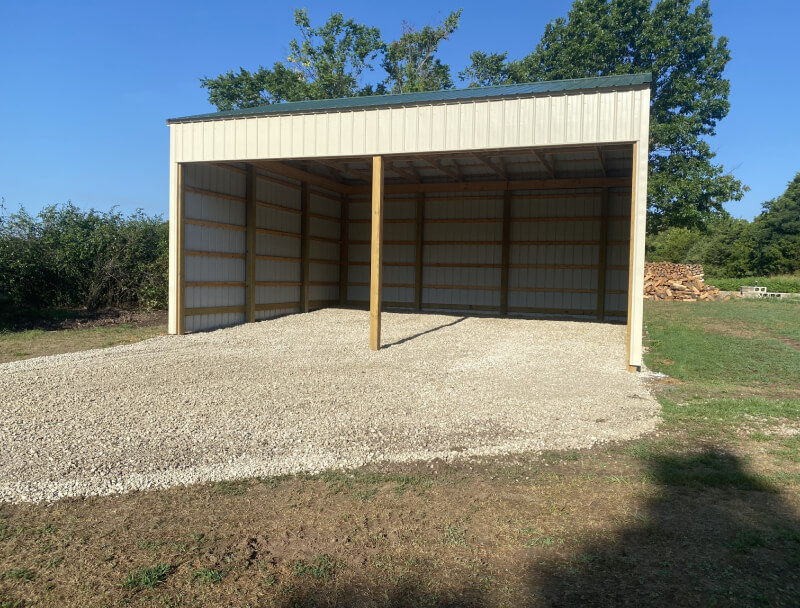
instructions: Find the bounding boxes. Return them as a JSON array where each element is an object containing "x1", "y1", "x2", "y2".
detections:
[
  {"x1": 315, "y1": 158, "x2": 372, "y2": 182},
  {"x1": 416, "y1": 156, "x2": 462, "y2": 181},
  {"x1": 348, "y1": 176, "x2": 628, "y2": 195},
  {"x1": 594, "y1": 146, "x2": 607, "y2": 177},
  {"x1": 387, "y1": 162, "x2": 421, "y2": 183},
  {"x1": 253, "y1": 160, "x2": 351, "y2": 194},
  {"x1": 532, "y1": 149, "x2": 556, "y2": 178},
  {"x1": 471, "y1": 153, "x2": 507, "y2": 180}
]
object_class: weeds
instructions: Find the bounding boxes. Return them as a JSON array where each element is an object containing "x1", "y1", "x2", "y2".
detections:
[
  {"x1": 192, "y1": 568, "x2": 226, "y2": 584},
  {"x1": 290, "y1": 555, "x2": 337, "y2": 581},
  {"x1": 442, "y1": 524, "x2": 466, "y2": 547},
  {"x1": 123, "y1": 563, "x2": 171, "y2": 590}
]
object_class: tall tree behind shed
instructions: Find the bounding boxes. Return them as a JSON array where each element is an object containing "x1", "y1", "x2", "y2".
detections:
[{"x1": 461, "y1": 0, "x2": 747, "y2": 232}]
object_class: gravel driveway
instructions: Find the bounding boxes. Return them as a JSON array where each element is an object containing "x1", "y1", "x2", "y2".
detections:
[{"x1": 1, "y1": 309, "x2": 659, "y2": 503}]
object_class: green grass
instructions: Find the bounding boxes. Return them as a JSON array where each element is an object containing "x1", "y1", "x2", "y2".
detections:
[
  {"x1": 1, "y1": 568, "x2": 35, "y2": 582},
  {"x1": 639, "y1": 298, "x2": 800, "y2": 487},
  {"x1": 0, "y1": 323, "x2": 165, "y2": 364},
  {"x1": 290, "y1": 555, "x2": 337, "y2": 581},
  {"x1": 213, "y1": 480, "x2": 249, "y2": 495},
  {"x1": 122, "y1": 563, "x2": 172, "y2": 590},
  {"x1": 707, "y1": 275, "x2": 800, "y2": 294},
  {"x1": 644, "y1": 299, "x2": 800, "y2": 397},
  {"x1": 192, "y1": 568, "x2": 227, "y2": 584},
  {"x1": 441, "y1": 524, "x2": 466, "y2": 547}
]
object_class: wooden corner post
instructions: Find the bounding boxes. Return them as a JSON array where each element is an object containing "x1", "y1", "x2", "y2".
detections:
[
  {"x1": 370, "y1": 156, "x2": 385, "y2": 351},
  {"x1": 339, "y1": 194, "x2": 349, "y2": 305},
  {"x1": 596, "y1": 187, "x2": 610, "y2": 321},
  {"x1": 414, "y1": 192, "x2": 424, "y2": 311},
  {"x1": 500, "y1": 189, "x2": 512, "y2": 316},
  {"x1": 176, "y1": 164, "x2": 186, "y2": 335},
  {"x1": 300, "y1": 181, "x2": 311, "y2": 313},
  {"x1": 626, "y1": 143, "x2": 639, "y2": 372},
  {"x1": 245, "y1": 165, "x2": 256, "y2": 323}
]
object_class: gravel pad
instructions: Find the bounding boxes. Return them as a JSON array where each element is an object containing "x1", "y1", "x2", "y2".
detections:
[{"x1": 1, "y1": 309, "x2": 659, "y2": 503}]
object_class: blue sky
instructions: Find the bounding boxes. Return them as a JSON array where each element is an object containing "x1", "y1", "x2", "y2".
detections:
[{"x1": 1, "y1": 1, "x2": 797, "y2": 221}]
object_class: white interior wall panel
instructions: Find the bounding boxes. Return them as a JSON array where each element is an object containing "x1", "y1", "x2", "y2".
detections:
[
  {"x1": 345, "y1": 197, "x2": 416, "y2": 305},
  {"x1": 307, "y1": 189, "x2": 342, "y2": 306},
  {"x1": 254, "y1": 171, "x2": 302, "y2": 318},
  {"x1": 171, "y1": 89, "x2": 648, "y2": 164},
  {"x1": 422, "y1": 193, "x2": 503, "y2": 309},
  {"x1": 183, "y1": 164, "x2": 247, "y2": 332}
]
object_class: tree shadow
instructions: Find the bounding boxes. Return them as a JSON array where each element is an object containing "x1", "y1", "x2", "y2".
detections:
[
  {"x1": 382, "y1": 316, "x2": 468, "y2": 348},
  {"x1": 537, "y1": 450, "x2": 800, "y2": 607},
  {"x1": 236, "y1": 451, "x2": 800, "y2": 607}
]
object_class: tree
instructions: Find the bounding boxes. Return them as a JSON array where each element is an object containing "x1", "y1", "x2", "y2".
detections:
[
  {"x1": 462, "y1": 0, "x2": 747, "y2": 232},
  {"x1": 201, "y1": 10, "x2": 384, "y2": 110},
  {"x1": 382, "y1": 10, "x2": 462, "y2": 94},
  {"x1": 748, "y1": 173, "x2": 800, "y2": 275},
  {"x1": 459, "y1": 51, "x2": 510, "y2": 88}
]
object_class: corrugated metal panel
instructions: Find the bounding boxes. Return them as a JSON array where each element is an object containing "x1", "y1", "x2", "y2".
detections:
[
  {"x1": 255, "y1": 170, "x2": 302, "y2": 315},
  {"x1": 168, "y1": 74, "x2": 651, "y2": 123},
  {"x1": 183, "y1": 164, "x2": 247, "y2": 332},
  {"x1": 171, "y1": 88, "x2": 648, "y2": 163},
  {"x1": 308, "y1": 189, "x2": 342, "y2": 306}
]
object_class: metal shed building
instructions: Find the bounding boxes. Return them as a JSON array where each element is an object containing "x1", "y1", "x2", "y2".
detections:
[{"x1": 166, "y1": 73, "x2": 651, "y2": 370}]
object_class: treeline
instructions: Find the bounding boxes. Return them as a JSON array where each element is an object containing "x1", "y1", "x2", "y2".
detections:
[
  {"x1": 0, "y1": 203, "x2": 168, "y2": 312},
  {"x1": 646, "y1": 173, "x2": 800, "y2": 277}
]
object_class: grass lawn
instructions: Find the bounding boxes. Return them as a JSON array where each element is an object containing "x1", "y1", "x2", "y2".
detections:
[
  {"x1": 0, "y1": 325, "x2": 167, "y2": 365},
  {"x1": 1, "y1": 299, "x2": 799, "y2": 607},
  {"x1": 0, "y1": 309, "x2": 167, "y2": 364}
]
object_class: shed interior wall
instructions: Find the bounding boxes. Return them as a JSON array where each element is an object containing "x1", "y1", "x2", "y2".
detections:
[{"x1": 178, "y1": 147, "x2": 632, "y2": 331}]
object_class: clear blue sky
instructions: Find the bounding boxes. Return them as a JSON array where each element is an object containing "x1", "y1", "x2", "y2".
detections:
[{"x1": 1, "y1": 1, "x2": 797, "y2": 221}]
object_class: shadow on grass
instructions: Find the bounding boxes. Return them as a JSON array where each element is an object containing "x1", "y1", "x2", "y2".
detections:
[
  {"x1": 268, "y1": 452, "x2": 800, "y2": 607},
  {"x1": 538, "y1": 450, "x2": 800, "y2": 607}
]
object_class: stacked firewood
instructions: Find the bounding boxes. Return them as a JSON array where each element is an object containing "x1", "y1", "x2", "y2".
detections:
[{"x1": 644, "y1": 262, "x2": 727, "y2": 301}]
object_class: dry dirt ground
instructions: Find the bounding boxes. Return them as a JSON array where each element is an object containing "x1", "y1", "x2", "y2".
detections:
[{"x1": 0, "y1": 309, "x2": 658, "y2": 503}]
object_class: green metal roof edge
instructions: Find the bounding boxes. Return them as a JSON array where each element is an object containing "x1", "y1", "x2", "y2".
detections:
[{"x1": 167, "y1": 73, "x2": 652, "y2": 124}]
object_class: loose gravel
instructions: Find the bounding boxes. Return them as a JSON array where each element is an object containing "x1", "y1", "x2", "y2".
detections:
[{"x1": 0, "y1": 309, "x2": 659, "y2": 503}]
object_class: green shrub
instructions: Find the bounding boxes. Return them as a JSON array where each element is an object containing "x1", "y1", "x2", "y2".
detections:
[
  {"x1": 706, "y1": 275, "x2": 800, "y2": 293},
  {"x1": 0, "y1": 203, "x2": 168, "y2": 311}
]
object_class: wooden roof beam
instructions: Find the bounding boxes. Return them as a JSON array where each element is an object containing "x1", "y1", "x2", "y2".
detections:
[
  {"x1": 471, "y1": 153, "x2": 507, "y2": 180},
  {"x1": 594, "y1": 146, "x2": 607, "y2": 177},
  {"x1": 416, "y1": 156, "x2": 462, "y2": 181},
  {"x1": 533, "y1": 149, "x2": 556, "y2": 178},
  {"x1": 253, "y1": 160, "x2": 355, "y2": 194},
  {"x1": 347, "y1": 176, "x2": 629, "y2": 195},
  {"x1": 314, "y1": 158, "x2": 372, "y2": 183},
  {"x1": 387, "y1": 163, "x2": 421, "y2": 183}
]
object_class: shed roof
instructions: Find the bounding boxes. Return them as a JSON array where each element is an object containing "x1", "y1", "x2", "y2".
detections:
[{"x1": 167, "y1": 73, "x2": 651, "y2": 124}]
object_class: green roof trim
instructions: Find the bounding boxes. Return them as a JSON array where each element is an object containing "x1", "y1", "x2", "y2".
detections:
[{"x1": 167, "y1": 73, "x2": 651, "y2": 124}]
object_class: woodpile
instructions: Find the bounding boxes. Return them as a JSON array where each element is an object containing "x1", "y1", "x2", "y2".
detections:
[{"x1": 644, "y1": 262, "x2": 729, "y2": 301}]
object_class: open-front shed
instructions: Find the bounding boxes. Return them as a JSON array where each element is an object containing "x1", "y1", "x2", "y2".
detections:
[{"x1": 166, "y1": 73, "x2": 651, "y2": 370}]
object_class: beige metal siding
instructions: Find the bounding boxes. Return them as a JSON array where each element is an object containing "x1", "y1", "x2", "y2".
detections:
[
  {"x1": 171, "y1": 89, "x2": 648, "y2": 163},
  {"x1": 254, "y1": 171, "x2": 302, "y2": 319},
  {"x1": 182, "y1": 164, "x2": 247, "y2": 332}
]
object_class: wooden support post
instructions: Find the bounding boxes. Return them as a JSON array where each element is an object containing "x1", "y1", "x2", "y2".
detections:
[
  {"x1": 339, "y1": 194, "x2": 349, "y2": 305},
  {"x1": 596, "y1": 187, "x2": 610, "y2": 321},
  {"x1": 175, "y1": 164, "x2": 187, "y2": 335},
  {"x1": 300, "y1": 182, "x2": 311, "y2": 313},
  {"x1": 500, "y1": 189, "x2": 512, "y2": 316},
  {"x1": 245, "y1": 165, "x2": 256, "y2": 323},
  {"x1": 414, "y1": 192, "x2": 424, "y2": 311},
  {"x1": 370, "y1": 156, "x2": 385, "y2": 351},
  {"x1": 626, "y1": 144, "x2": 638, "y2": 372}
]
